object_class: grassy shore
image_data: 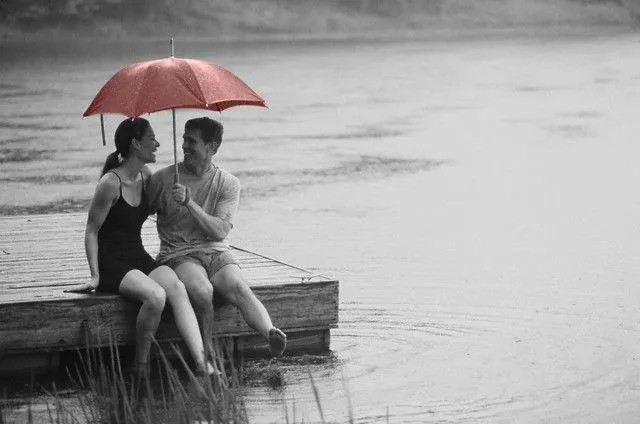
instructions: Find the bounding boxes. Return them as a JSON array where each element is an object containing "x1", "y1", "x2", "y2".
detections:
[
  {"x1": 0, "y1": 340, "x2": 341, "y2": 424},
  {"x1": 1, "y1": 0, "x2": 638, "y2": 43}
]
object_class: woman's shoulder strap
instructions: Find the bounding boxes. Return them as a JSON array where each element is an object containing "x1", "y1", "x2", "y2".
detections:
[{"x1": 105, "y1": 170, "x2": 123, "y2": 195}]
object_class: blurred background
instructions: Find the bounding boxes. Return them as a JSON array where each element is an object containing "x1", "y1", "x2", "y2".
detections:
[
  {"x1": 2, "y1": 1, "x2": 640, "y2": 423},
  {"x1": 1, "y1": 0, "x2": 639, "y2": 42}
]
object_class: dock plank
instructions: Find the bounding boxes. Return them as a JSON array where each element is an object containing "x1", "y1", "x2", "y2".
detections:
[{"x1": 0, "y1": 213, "x2": 339, "y2": 360}]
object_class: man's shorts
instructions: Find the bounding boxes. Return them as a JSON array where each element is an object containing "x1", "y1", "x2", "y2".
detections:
[{"x1": 160, "y1": 250, "x2": 239, "y2": 282}]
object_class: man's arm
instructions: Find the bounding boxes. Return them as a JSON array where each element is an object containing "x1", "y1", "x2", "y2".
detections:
[
  {"x1": 184, "y1": 197, "x2": 232, "y2": 241},
  {"x1": 171, "y1": 179, "x2": 238, "y2": 242}
]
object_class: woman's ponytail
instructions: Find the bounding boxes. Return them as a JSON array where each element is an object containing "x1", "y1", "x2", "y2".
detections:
[{"x1": 101, "y1": 151, "x2": 120, "y2": 177}]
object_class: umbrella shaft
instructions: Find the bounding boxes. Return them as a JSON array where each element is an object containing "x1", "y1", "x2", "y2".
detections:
[
  {"x1": 100, "y1": 115, "x2": 106, "y2": 146},
  {"x1": 173, "y1": 108, "x2": 179, "y2": 184}
]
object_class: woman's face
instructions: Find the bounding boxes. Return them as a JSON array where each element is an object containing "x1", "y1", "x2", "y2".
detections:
[{"x1": 134, "y1": 125, "x2": 160, "y2": 163}]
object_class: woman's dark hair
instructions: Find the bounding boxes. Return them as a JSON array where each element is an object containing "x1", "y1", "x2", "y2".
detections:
[{"x1": 101, "y1": 117, "x2": 150, "y2": 177}]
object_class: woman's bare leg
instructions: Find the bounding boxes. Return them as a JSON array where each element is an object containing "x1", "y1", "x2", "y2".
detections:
[{"x1": 119, "y1": 270, "x2": 166, "y2": 366}]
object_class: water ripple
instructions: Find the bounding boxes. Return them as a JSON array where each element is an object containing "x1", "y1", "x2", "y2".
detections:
[
  {"x1": 0, "y1": 121, "x2": 70, "y2": 131},
  {"x1": 0, "y1": 175, "x2": 89, "y2": 184},
  {"x1": 0, "y1": 148, "x2": 55, "y2": 163}
]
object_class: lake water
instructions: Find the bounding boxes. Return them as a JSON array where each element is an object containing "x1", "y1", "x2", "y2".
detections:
[{"x1": 2, "y1": 30, "x2": 640, "y2": 423}]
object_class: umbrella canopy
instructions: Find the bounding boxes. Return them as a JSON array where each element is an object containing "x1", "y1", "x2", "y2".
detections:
[
  {"x1": 83, "y1": 57, "x2": 267, "y2": 118},
  {"x1": 82, "y1": 55, "x2": 267, "y2": 182}
]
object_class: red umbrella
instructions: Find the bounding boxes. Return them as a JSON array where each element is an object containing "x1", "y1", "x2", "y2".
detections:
[
  {"x1": 82, "y1": 58, "x2": 266, "y2": 117},
  {"x1": 83, "y1": 42, "x2": 267, "y2": 181}
]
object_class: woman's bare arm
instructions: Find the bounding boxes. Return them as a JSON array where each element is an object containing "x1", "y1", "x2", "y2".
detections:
[{"x1": 67, "y1": 174, "x2": 119, "y2": 293}]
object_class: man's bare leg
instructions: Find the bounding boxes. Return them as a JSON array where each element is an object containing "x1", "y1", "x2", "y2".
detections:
[
  {"x1": 173, "y1": 262, "x2": 216, "y2": 360},
  {"x1": 148, "y1": 265, "x2": 208, "y2": 374},
  {"x1": 213, "y1": 264, "x2": 287, "y2": 356}
]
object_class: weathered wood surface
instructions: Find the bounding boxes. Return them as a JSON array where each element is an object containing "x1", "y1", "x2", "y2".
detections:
[{"x1": 0, "y1": 213, "x2": 339, "y2": 356}]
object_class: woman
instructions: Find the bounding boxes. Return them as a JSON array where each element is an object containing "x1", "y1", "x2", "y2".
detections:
[{"x1": 70, "y1": 117, "x2": 213, "y2": 376}]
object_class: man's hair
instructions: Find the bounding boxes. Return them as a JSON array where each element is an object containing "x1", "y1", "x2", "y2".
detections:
[{"x1": 185, "y1": 117, "x2": 224, "y2": 146}]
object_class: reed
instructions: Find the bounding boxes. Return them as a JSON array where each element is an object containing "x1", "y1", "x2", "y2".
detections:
[
  {"x1": 0, "y1": 338, "x2": 350, "y2": 424},
  {"x1": 0, "y1": 337, "x2": 248, "y2": 424}
]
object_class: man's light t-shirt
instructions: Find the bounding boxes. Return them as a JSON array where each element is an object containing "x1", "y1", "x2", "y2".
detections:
[{"x1": 147, "y1": 162, "x2": 240, "y2": 263}]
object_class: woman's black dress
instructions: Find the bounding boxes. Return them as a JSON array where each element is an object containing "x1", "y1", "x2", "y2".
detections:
[{"x1": 97, "y1": 171, "x2": 158, "y2": 293}]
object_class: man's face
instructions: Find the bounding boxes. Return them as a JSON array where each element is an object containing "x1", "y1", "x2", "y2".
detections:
[{"x1": 182, "y1": 128, "x2": 214, "y2": 167}]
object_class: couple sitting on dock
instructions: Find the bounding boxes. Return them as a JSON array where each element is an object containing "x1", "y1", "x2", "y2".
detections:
[{"x1": 69, "y1": 116, "x2": 287, "y2": 377}]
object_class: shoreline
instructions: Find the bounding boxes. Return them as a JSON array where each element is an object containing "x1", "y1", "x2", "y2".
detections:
[
  {"x1": 1, "y1": 22, "x2": 638, "y2": 46},
  {"x1": 0, "y1": 197, "x2": 91, "y2": 217}
]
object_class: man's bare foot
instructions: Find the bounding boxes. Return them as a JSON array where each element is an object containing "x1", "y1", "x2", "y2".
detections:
[
  {"x1": 268, "y1": 328, "x2": 287, "y2": 357},
  {"x1": 206, "y1": 361, "x2": 222, "y2": 376},
  {"x1": 195, "y1": 360, "x2": 221, "y2": 378}
]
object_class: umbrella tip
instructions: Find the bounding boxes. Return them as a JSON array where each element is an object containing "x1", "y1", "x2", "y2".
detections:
[{"x1": 170, "y1": 37, "x2": 175, "y2": 57}]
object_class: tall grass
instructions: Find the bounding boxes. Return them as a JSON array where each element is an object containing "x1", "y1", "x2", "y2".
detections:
[
  {"x1": 0, "y1": 337, "x2": 249, "y2": 424},
  {"x1": 0, "y1": 340, "x2": 350, "y2": 424}
]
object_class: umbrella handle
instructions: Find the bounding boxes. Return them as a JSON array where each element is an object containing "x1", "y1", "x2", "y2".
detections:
[
  {"x1": 100, "y1": 115, "x2": 106, "y2": 146},
  {"x1": 173, "y1": 108, "x2": 179, "y2": 184}
]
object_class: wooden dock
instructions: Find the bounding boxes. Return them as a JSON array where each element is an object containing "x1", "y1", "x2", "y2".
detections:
[{"x1": 0, "y1": 213, "x2": 339, "y2": 372}]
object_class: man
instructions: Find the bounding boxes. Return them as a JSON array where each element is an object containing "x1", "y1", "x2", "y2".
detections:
[{"x1": 147, "y1": 117, "x2": 286, "y2": 358}]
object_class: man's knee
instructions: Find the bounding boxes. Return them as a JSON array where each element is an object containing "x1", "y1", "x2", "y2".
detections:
[
  {"x1": 154, "y1": 266, "x2": 187, "y2": 296},
  {"x1": 174, "y1": 262, "x2": 213, "y2": 307},
  {"x1": 188, "y1": 281, "x2": 214, "y2": 311},
  {"x1": 234, "y1": 279, "x2": 254, "y2": 301},
  {"x1": 216, "y1": 270, "x2": 253, "y2": 306}
]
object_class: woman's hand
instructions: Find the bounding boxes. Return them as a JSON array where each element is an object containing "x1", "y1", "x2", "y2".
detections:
[{"x1": 65, "y1": 275, "x2": 99, "y2": 293}]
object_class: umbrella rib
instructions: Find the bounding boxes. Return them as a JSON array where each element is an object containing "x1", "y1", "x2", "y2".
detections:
[
  {"x1": 181, "y1": 59, "x2": 207, "y2": 107},
  {"x1": 185, "y1": 61, "x2": 267, "y2": 111},
  {"x1": 132, "y1": 63, "x2": 152, "y2": 117}
]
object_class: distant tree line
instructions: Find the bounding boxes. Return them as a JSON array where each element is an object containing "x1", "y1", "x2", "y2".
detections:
[
  {"x1": 0, "y1": 0, "x2": 636, "y2": 29},
  {"x1": 0, "y1": 0, "x2": 155, "y2": 24}
]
